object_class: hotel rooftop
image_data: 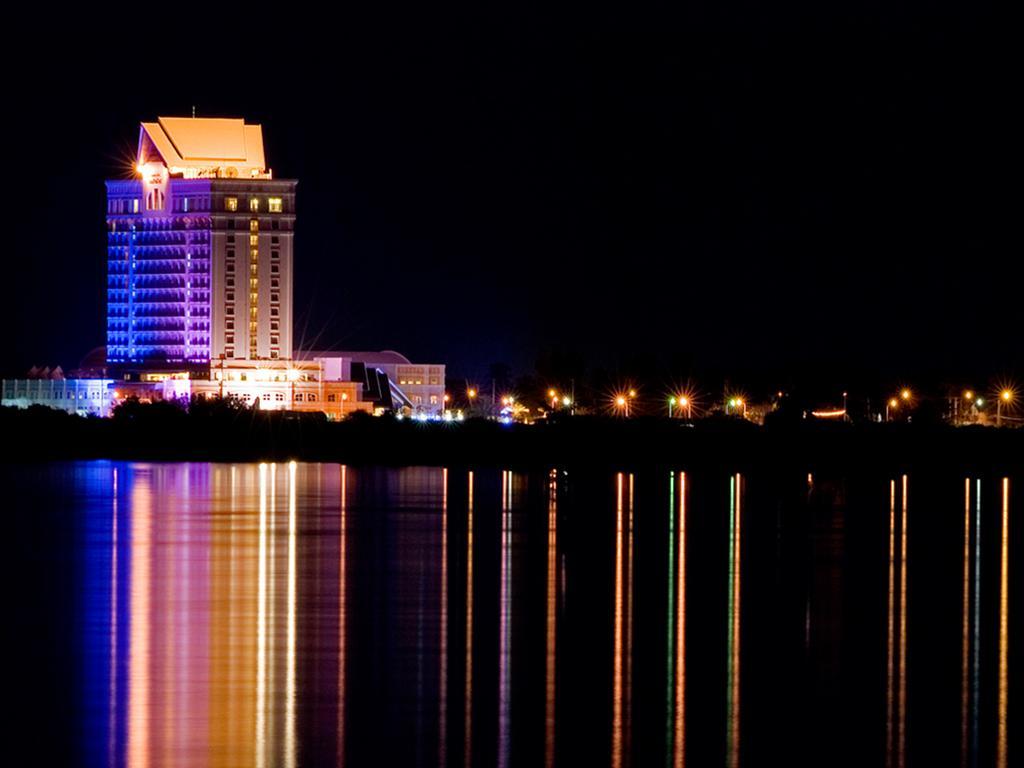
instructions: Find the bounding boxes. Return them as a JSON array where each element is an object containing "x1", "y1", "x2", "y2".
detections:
[{"x1": 137, "y1": 116, "x2": 271, "y2": 179}]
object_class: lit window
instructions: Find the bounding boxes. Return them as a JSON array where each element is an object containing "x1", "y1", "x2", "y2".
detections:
[
  {"x1": 225, "y1": 197, "x2": 238, "y2": 212},
  {"x1": 132, "y1": 199, "x2": 139, "y2": 213},
  {"x1": 268, "y1": 198, "x2": 283, "y2": 213},
  {"x1": 250, "y1": 219, "x2": 259, "y2": 232},
  {"x1": 249, "y1": 198, "x2": 260, "y2": 212},
  {"x1": 250, "y1": 235, "x2": 259, "y2": 246}
]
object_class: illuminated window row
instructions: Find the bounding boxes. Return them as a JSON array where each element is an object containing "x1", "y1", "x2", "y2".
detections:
[{"x1": 224, "y1": 196, "x2": 285, "y2": 213}]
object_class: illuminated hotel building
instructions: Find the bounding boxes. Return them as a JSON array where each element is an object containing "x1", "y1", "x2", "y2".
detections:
[
  {"x1": 105, "y1": 117, "x2": 295, "y2": 370},
  {"x1": 3, "y1": 117, "x2": 445, "y2": 419}
]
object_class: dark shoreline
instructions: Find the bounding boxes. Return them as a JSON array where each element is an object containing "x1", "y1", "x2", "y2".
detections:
[{"x1": 2, "y1": 405, "x2": 1021, "y2": 473}]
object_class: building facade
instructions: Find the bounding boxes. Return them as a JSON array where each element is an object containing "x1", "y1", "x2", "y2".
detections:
[
  {"x1": 1, "y1": 377, "x2": 116, "y2": 417},
  {"x1": 106, "y1": 117, "x2": 295, "y2": 370},
  {"x1": 304, "y1": 351, "x2": 446, "y2": 415}
]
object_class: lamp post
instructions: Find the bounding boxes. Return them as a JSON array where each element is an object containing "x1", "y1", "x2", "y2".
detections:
[
  {"x1": 886, "y1": 398, "x2": 898, "y2": 422},
  {"x1": 997, "y1": 389, "x2": 1013, "y2": 427},
  {"x1": 669, "y1": 396, "x2": 676, "y2": 419},
  {"x1": 615, "y1": 395, "x2": 629, "y2": 418},
  {"x1": 680, "y1": 395, "x2": 692, "y2": 420}
]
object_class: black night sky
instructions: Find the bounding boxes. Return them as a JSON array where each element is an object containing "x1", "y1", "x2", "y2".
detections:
[{"x1": 5, "y1": 7, "x2": 1018, "y2": 395}]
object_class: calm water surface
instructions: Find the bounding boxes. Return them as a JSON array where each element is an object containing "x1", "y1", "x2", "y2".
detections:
[{"x1": 6, "y1": 462, "x2": 1018, "y2": 767}]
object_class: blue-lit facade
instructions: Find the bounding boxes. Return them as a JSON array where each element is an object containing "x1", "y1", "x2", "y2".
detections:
[
  {"x1": 105, "y1": 117, "x2": 297, "y2": 372},
  {"x1": 105, "y1": 180, "x2": 214, "y2": 367}
]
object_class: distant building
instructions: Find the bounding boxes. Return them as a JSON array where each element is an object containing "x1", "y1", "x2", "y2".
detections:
[
  {"x1": 2, "y1": 377, "x2": 116, "y2": 417},
  {"x1": 5, "y1": 117, "x2": 445, "y2": 421},
  {"x1": 302, "y1": 351, "x2": 446, "y2": 415},
  {"x1": 106, "y1": 117, "x2": 295, "y2": 370},
  {"x1": 123, "y1": 360, "x2": 371, "y2": 418}
]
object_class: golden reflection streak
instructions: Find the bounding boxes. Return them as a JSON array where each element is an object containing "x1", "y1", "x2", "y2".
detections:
[
  {"x1": 886, "y1": 479, "x2": 895, "y2": 768},
  {"x1": 440, "y1": 468, "x2": 449, "y2": 767},
  {"x1": 898, "y1": 475, "x2": 907, "y2": 768},
  {"x1": 961, "y1": 478, "x2": 970, "y2": 768},
  {"x1": 108, "y1": 469, "x2": 119, "y2": 768},
  {"x1": 674, "y1": 472, "x2": 686, "y2": 768},
  {"x1": 612, "y1": 472, "x2": 625, "y2": 768},
  {"x1": 128, "y1": 472, "x2": 152, "y2": 768},
  {"x1": 464, "y1": 471, "x2": 474, "y2": 768},
  {"x1": 338, "y1": 465, "x2": 348, "y2": 766},
  {"x1": 626, "y1": 474, "x2": 635, "y2": 762},
  {"x1": 285, "y1": 461, "x2": 298, "y2": 768},
  {"x1": 725, "y1": 473, "x2": 742, "y2": 768},
  {"x1": 545, "y1": 469, "x2": 558, "y2": 768},
  {"x1": 256, "y1": 464, "x2": 268, "y2": 768},
  {"x1": 996, "y1": 477, "x2": 1009, "y2": 768}
]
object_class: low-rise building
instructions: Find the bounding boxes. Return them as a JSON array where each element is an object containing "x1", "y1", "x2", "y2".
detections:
[
  {"x1": 301, "y1": 350, "x2": 446, "y2": 415},
  {"x1": 2, "y1": 377, "x2": 117, "y2": 417}
]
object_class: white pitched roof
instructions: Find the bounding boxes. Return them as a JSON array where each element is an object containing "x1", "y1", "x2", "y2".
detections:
[{"x1": 138, "y1": 117, "x2": 269, "y2": 178}]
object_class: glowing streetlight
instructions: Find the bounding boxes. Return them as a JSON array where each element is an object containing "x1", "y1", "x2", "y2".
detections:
[
  {"x1": 561, "y1": 396, "x2": 571, "y2": 407},
  {"x1": 900, "y1": 389, "x2": 911, "y2": 402},
  {"x1": 467, "y1": 388, "x2": 477, "y2": 400},
  {"x1": 669, "y1": 396, "x2": 676, "y2": 418},
  {"x1": 886, "y1": 398, "x2": 898, "y2": 422},
  {"x1": 997, "y1": 388, "x2": 1015, "y2": 427},
  {"x1": 548, "y1": 388, "x2": 558, "y2": 409},
  {"x1": 615, "y1": 395, "x2": 630, "y2": 417},
  {"x1": 679, "y1": 395, "x2": 692, "y2": 420}
]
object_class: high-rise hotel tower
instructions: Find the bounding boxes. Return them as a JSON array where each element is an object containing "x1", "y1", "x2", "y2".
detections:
[{"x1": 106, "y1": 117, "x2": 295, "y2": 370}]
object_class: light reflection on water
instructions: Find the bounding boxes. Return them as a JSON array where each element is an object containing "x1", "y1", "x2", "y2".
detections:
[{"x1": 4, "y1": 462, "x2": 1016, "y2": 767}]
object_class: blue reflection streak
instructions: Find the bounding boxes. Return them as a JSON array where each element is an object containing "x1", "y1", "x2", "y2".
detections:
[{"x1": 78, "y1": 462, "x2": 131, "y2": 768}]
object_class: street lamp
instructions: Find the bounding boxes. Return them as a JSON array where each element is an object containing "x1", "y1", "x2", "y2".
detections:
[
  {"x1": 615, "y1": 395, "x2": 629, "y2": 417},
  {"x1": 668, "y1": 396, "x2": 676, "y2": 419},
  {"x1": 548, "y1": 388, "x2": 558, "y2": 409},
  {"x1": 901, "y1": 389, "x2": 911, "y2": 402},
  {"x1": 997, "y1": 389, "x2": 1014, "y2": 427},
  {"x1": 886, "y1": 398, "x2": 898, "y2": 422},
  {"x1": 679, "y1": 395, "x2": 692, "y2": 420}
]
